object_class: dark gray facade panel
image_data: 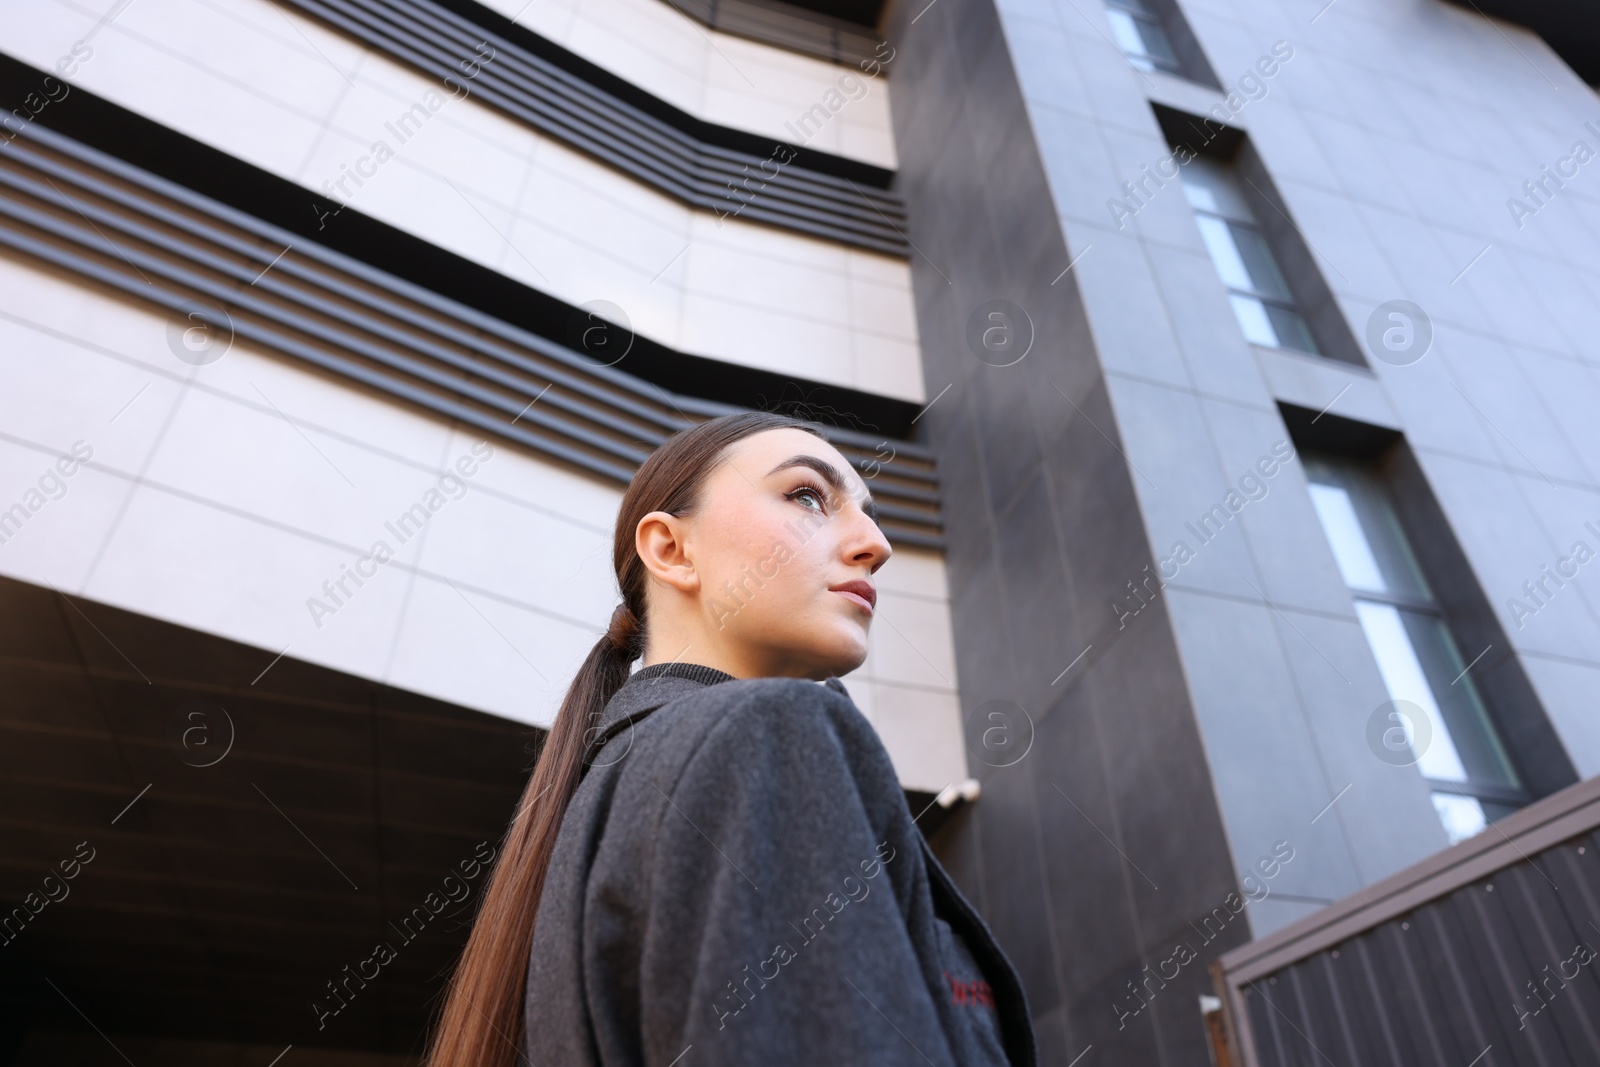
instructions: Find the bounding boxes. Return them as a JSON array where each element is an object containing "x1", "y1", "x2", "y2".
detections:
[
  {"x1": 889, "y1": 0, "x2": 1246, "y2": 1059},
  {"x1": 284, "y1": 0, "x2": 911, "y2": 254}
]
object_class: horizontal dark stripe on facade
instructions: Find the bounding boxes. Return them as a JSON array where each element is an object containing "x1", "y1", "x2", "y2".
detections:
[
  {"x1": 660, "y1": 0, "x2": 886, "y2": 68},
  {"x1": 0, "y1": 50, "x2": 926, "y2": 441},
  {"x1": 424, "y1": 0, "x2": 891, "y2": 130},
  {"x1": 283, "y1": 0, "x2": 909, "y2": 256},
  {"x1": 0, "y1": 120, "x2": 944, "y2": 548}
]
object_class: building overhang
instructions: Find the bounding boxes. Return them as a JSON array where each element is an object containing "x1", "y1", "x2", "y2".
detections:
[{"x1": 1441, "y1": 0, "x2": 1600, "y2": 83}]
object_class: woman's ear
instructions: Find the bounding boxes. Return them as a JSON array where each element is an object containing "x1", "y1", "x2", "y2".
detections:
[{"x1": 635, "y1": 511, "x2": 700, "y2": 594}]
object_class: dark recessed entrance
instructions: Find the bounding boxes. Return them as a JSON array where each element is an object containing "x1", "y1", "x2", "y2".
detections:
[{"x1": 0, "y1": 575, "x2": 537, "y2": 1065}]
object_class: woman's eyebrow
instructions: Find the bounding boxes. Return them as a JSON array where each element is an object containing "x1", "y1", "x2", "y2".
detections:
[{"x1": 766, "y1": 454, "x2": 880, "y2": 523}]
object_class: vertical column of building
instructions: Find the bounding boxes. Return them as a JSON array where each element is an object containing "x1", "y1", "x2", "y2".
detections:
[
  {"x1": 888, "y1": 0, "x2": 1599, "y2": 1060},
  {"x1": 884, "y1": 0, "x2": 1249, "y2": 1060}
]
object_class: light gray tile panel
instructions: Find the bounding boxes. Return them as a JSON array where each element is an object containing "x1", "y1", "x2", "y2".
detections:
[{"x1": 1415, "y1": 450, "x2": 1600, "y2": 662}]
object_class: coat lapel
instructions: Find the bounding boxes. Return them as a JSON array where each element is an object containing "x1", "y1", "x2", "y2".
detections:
[{"x1": 917, "y1": 833, "x2": 1037, "y2": 1066}]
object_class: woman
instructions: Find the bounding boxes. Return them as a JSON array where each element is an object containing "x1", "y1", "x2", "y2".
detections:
[{"x1": 426, "y1": 411, "x2": 1036, "y2": 1066}]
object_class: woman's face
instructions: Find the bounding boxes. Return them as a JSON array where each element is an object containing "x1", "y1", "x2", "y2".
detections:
[{"x1": 638, "y1": 427, "x2": 893, "y2": 681}]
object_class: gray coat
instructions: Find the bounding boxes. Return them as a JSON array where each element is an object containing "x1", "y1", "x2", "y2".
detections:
[{"x1": 522, "y1": 661, "x2": 1037, "y2": 1066}]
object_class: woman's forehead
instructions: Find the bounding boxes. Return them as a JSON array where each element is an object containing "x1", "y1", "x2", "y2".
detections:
[
  {"x1": 716, "y1": 429, "x2": 866, "y2": 500},
  {"x1": 730, "y1": 429, "x2": 844, "y2": 471}
]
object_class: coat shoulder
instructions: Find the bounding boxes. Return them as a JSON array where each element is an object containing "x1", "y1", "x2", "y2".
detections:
[
  {"x1": 635, "y1": 676, "x2": 906, "y2": 835},
  {"x1": 649, "y1": 676, "x2": 878, "y2": 769}
]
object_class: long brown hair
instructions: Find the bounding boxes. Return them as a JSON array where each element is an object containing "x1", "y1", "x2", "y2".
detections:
[{"x1": 425, "y1": 410, "x2": 827, "y2": 1067}]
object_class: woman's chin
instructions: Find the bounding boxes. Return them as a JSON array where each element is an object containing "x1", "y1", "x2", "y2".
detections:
[
  {"x1": 763, "y1": 617, "x2": 868, "y2": 678},
  {"x1": 816, "y1": 626, "x2": 869, "y2": 675}
]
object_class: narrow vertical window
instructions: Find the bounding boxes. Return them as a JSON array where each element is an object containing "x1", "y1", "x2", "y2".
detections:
[
  {"x1": 1179, "y1": 156, "x2": 1321, "y2": 356},
  {"x1": 1105, "y1": 0, "x2": 1181, "y2": 75},
  {"x1": 1303, "y1": 452, "x2": 1526, "y2": 844}
]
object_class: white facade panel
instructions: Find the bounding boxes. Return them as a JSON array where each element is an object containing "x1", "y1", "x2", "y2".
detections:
[
  {"x1": 0, "y1": 250, "x2": 962, "y2": 790},
  {"x1": 0, "y1": 0, "x2": 924, "y2": 401}
]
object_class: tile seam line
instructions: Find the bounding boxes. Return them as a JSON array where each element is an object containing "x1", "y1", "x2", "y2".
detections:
[
  {"x1": 1114, "y1": 133, "x2": 1366, "y2": 875},
  {"x1": 19, "y1": 8, "x2": 909, "y2": 260},
  {"x1": 0, "y1": 340, "x2": 614, "y2": 536},
  {"x1": 1099, "y1": 374, "x2": 1600, "y2": 495},
  {"x1": 76, "y1": 367, "x2": 198, "y2": 593},
  {"x1": 0, "y1": 433, "x2": 604, "y2": 630},
  {"x1": 378, "y1": 425, "x2": 460, "y2": 683},
  {"x1": 1022, "y1": 81, "x2": 1166, "y2": 1024},
  {"x1": 1145, "y1": 312, "x2": 1368, "y2": 901},
  {"x1": 64, "y1": 0, "x2": 902, "y2": 174}
]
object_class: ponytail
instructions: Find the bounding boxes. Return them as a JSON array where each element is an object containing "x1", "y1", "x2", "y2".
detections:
[{"x1": 425, "y1": 411, "x2": 826, "y2": 1067}]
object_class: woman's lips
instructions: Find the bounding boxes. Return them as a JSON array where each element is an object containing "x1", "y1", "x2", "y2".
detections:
[{"x1": 833, "y1": 590, "x2": 874, "y2": 614}]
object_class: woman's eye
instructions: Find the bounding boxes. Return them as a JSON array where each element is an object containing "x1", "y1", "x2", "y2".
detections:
[{"x1": 788, "y1": 485, "x2": 827, "y2": 512}]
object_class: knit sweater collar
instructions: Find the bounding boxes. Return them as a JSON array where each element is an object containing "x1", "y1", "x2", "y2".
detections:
[
  {"x1": 583, "y1": 663, "x2": 855, "y2": 772},
  {"x1": 630, "y1": 660, "x2": 737, "y2": 688},
  {"x1": 582, "y1": 661, "x2": 737, "y2": 771}
]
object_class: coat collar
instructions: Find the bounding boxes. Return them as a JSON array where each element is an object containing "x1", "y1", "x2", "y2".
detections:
[
  {"x1": 581, "y1": 661, "x2": 852, "y2": 773},
  {"x1": 582, "y1": 662, "x2": 733, "y2": 773}
]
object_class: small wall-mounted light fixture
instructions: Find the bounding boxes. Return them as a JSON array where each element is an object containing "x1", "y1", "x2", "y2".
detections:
[{"x1": 935, "y1": 778, "x2": 981, "y2": 809}]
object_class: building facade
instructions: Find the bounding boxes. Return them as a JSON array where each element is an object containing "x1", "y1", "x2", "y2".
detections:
[{"x1": 0, "y1": 0, "x2": 1596, "y2": 1062}]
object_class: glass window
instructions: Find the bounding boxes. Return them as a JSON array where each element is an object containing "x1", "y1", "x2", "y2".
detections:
[
  {"x1": 1309, "y1": 483, "x2": 1386, "y2": 590},
  {"x1": 1180, "y1": 157, "x2": 1321, "y2": 356},
  {"x1": 1304, "y1": 453, "x2": 1525, "y2": 846},
  {"x1": 1353, "y1": 601, "x2": 1470, "y2": 782},
  {"x1": 1432, "y1": 793, "x2": 1488, "y2": 843},
  {"x1": 1105, "y1": 0, "x2": 1181, "y2": 75}
]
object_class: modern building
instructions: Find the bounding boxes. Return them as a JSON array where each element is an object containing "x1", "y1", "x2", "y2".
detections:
[{"x1": 0, "y1": 0, "x2": 1596, "y2": 1062}]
